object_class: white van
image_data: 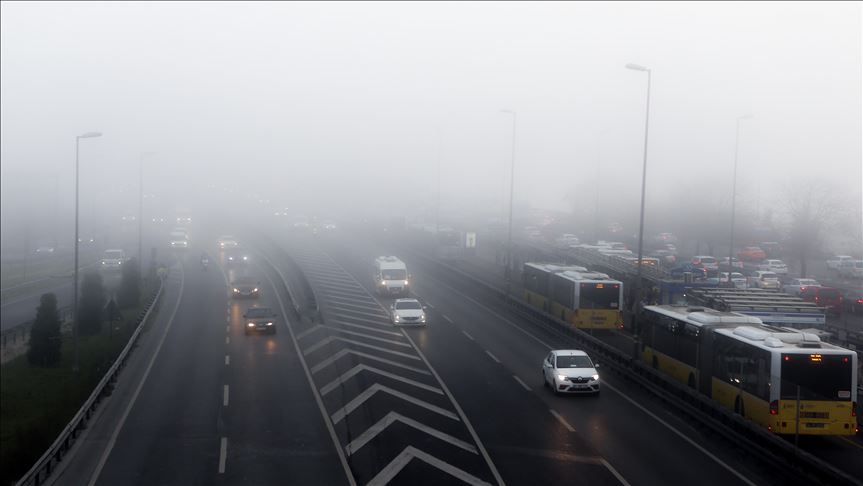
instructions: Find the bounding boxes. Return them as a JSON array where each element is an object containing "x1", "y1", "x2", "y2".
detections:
[
  {"x1": 101, "y1": 249, "x2": 127, "y2": 269},
  {"x1": 374, "y1": 256, "x2": 410, "y2": 296}
]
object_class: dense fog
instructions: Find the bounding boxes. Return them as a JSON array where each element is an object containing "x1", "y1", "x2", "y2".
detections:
[{"x1": 1, "y1": 1, "x2": 861, "y2": 254}]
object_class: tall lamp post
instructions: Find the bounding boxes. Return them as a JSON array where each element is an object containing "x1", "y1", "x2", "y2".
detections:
[
  {"x1": 625, "y1": 63, "x2": 651, "y2": 344},
  {"x1": 727, "y1": 115, "x2": 753, "y2": 284},
  {"x1": 501, "y1": 109, "x2": 517, "y2": 293},
  {"x1": 73, "y1": 131, "x2": 102, "y2": 372},
  {"x1": 139, "y1": 152, "x2": 155, "y2": 278}
]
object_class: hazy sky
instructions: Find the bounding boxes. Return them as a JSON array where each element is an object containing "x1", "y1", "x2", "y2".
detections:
[{"x1": 1, "y1": 1, "x2": 861, "y2": 229}]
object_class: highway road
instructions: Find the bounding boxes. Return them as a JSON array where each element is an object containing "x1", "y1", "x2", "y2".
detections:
[
  {"x1": 42, "y1": 226, "x2": 859, "y2": 486},
  {"x1": 269, "y1": 229, "x2": 779, "y2": 486}
]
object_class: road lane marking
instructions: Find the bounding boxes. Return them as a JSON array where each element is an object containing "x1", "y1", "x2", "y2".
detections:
[
  {"x1": 485, "y1": 350, "x2": 501, "y2": 363},
  {"x1": 303, "y1": 336, "x2": 421, "y2": 360},
  {"x1": 226, "y1": 316, "x2": 230, "y2": 323},
  {"x1": 310, "y1": 348, "x2": 431, "y2": 376},
  {"x1": 550, "y1": 409, "x2": 575, "y2": 432},
  {"x1": 839, "y1": 437, "x2": 863, "y2": 450},
  {"x1": 331, "y1": 328, "x2": 410, "y2": 347},
  {"x1": 512, "y1": 375, "x2": 531, "y2": 391},
  {"x1": 424, "y1": 275, "x2": 757, "y2": 485},
  {"x1": 462, "y1": 330, "x2": 474, "y2": 341},
  {"x1": 226, "y1": 336, "x2": 230, "y2": 344},
  {"x1": 296, "y1": 324, "x2": 324, "y2": 340},
  {"x1": 346, "y1": 412, "x2": 477, "y2": 456},
  {"x1": 223, "y1": 385, "x2": 229, "y2": 406},
  {"x1": 331, "y1": 383, "x2": 459, "y2": 424},
  {"x1": 320, "y1": 363, "x2": 443, "y2": 397},
  {"x1": 87, "y1": 263, "x2": 185, "y2": 486},
  {"x1": 225, "y1": 355, "x2": 230, "y2": 366},
  {"x1": 367, "y1": 446, "x2": 489, "y2": 486},
  {"x1": 442, "y1": 314, "x2": 453, "y2": 323},
  {"x1": 260, "y1": 263, "x2": 357, "y2": 486},
  {"x1": 601, "y1": 458, "x2": 632, "y2": 486},
  {"x1": 329, "y1": 313, "x2": 390, "y2": 327},
  {"x1": 218, "y1": 437, "x2": 227, "y2": 473},
  {"x1": 334, "y1": 320, "x2": 403, "y2": 336}
]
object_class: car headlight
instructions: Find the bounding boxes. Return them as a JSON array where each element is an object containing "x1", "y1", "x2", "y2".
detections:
[
  {"x1": 592, "y1": 374, "x2": 599, "y2": 381},
  {"x1": 247, "y1": 322, "x2": 254, "y2": 327},
  {"x1": 266, "y1": 322, "x2": 273, "y2": 326},
  {"x1": 394, "y1": 315, "x2": 401, "y2": 321},
  {"x1": 404, "y1": 280, "x2": 409, "y2": 285},
  {"x1": 243, "y1": 256, "x2": 248, "y2": 261},
  {"x1": 253, "y1": 288, "x2": 259, "y2": 292},
  {"x1": 421, "y1": 314, "x2": 426, "y2": 322},
  {"x1": 101, "y1": 261, "x2": 106, "y2": 265},
  {"x1": 233, "y1": 288, "x2": 239, "y2": 292},
  {"x1": 557, "y1": 374, "x2": 567, "y2": 382}
]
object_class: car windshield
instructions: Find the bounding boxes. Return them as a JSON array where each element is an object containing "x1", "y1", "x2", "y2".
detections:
[
  {"x1": 104, "y1": 250, "x2": 123, "y2": 257},
  {"x1": 761, "y1": 273, "x2": 778, "y2": 279},
  {"x1": 234, "y1": 277, "x2": 256, "y2": 285},
  {"x1": 382, "y1": 269, "x2": 407, "y2": 280},
  {"x1": 556, "y1": 355, "x2": 593, "y2": 368},
  {"x1": 395, "y1": 301, "x2": 422, "y2": 310},
  {"x1": 245, "y1": 308, "x2": 272, "y2": 318},
  {"x1": 700, "y1": 257, "x2": 716, "y2": 263}
]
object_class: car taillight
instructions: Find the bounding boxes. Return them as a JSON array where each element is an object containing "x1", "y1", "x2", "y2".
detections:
[
  {"x1": 857, "y1": 299, "x2": 863, "y2": 304},
  {"x1": 770, "y1": 400, "x2": 779, "y2": 415}
]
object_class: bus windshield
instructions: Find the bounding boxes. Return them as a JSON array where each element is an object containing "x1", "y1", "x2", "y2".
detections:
[
  {"x1": 780, "y1": 354, "x2": 853, "y2": 401},
  {"x1": 579, "y1": 283, "x2": 620, "y2": 309},
  {"x1": 382, "y1": 269, "x2": 407, "y2": 280}
]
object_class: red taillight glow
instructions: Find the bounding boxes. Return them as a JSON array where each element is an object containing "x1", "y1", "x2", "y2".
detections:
[
  {"x1": 784, "y1": 355, "x2": 791, "y2": 361},
  {"x1": 769, "y1": 400, "x2": 779, "y2": 415},
  {"x1": 857, "y1": 299, "x2": 863, "y2": 304}
]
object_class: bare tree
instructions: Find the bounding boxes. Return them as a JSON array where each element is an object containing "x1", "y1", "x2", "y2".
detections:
[{"x1": 779, "y1": 180, "x2": 841, "y2": 278}]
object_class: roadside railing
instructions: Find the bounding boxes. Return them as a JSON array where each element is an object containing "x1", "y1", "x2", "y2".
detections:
[{"x1": 15, "y1": 277, "x2": 165, "y2": 486}]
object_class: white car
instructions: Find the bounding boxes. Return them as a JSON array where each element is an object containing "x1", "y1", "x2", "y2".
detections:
[
  {"x1": 720, "y1": 272, "x2": 748, "y2": 288},
  {"x1": 692, "y1": 255, "x2": 719, "y2": 271},
  {"x1": 542, "y1": 349, "x2": 600, "y2": 395},
  {"x1": 782, "y1": 278, "x2": 821, "y2": 296},
  {"x1": 764, "y1": 259, "x2": 788, "y2": 275},
  {"x1": 748, "y1": 271, "x2": 781, "y2": 290},
  {"x1": 826, "y1": 255, "x2": 854, "y2": 270},
  {"x1": 390, "y1": 298, "x2": 427, "y2": 326},
  {"x1": 217, "y1": 235, "x2": 239, "y2": 249},
  {"x1": 839, "y1": 260, "x2": 863, "y2": 279}
]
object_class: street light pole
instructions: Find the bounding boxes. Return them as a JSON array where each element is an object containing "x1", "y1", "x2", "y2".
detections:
[
  {"x1": 72, "y1": 131, "x2": 102, "y2": 373},
  {"x1": 436, "y1": 130, "x2": 442, "y2": 236},
  {"x1": 626, "y1": 63, "x2": 651, "y2": 344},
  {"x1": 502, "y1": 109, "x2": 517, "y2": 293},
  {"x1": 727, "y1": 115, "x2": 752, "y2": 285},
  {"x1": 138, "y1": 152, "x2": 154, "y2": 278}
]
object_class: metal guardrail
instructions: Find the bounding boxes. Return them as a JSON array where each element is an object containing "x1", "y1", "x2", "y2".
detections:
[
  {"x1": 15, "y1": 277, "x2": 165, "y2": 486},
  {"x1": 256, "y1": 234, "x2": 319, "y2": 319},
  {"x1": 405, "y1": 244, "x2": 860, "y2": 486}
]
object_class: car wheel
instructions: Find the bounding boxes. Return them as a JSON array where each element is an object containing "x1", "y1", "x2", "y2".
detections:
[{"x1": 543, "y1": 372, "x2": 549, "y2": 388}]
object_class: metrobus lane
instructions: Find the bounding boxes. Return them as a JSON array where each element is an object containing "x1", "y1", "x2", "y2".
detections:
[
  {"x1": 315, "y1": 235, "x2": 771, "y2": 486},
  {"x1": 305, "y1": 239, "x2": 632, "y2": 486},
  {"x1": 220, "y1": 259, "x2": 349, "y2": 486}
]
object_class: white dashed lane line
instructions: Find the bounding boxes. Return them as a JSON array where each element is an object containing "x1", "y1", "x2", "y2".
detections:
[
  {"x1": 218, "y1": 437, "x2": 228, "y2": 473},
  {"x1": 462, "y1": 330, "x2": 474, "y2": 341},
  {"x1": 550, "y1": 409, "x2": 575, "y2": 432},
  {"x1": 225, "y1": 355, "x2": 230, "y2": 366},
  {"x1": 512, "y1": 375, "x2": 532, "y2": 391},
  {"x1": 223, "y1": 385, "x2": 230, "y2": 407},
  {"x1": 484, "y1": 350, "x2": 501, "y2": 364},
  {"x1": 442, "y1": 314, "x2": 453, "y2": 323},
  {"x1": 226, "y1": 336, "x2": 230, "y2": 344}
]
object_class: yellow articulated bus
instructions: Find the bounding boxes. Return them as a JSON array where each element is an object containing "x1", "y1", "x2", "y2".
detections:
[
  {"x1": 639, "y1": 305, "x2": 858, "y2": 436},
  {"x1": 522, "y1": 263, "x2": 623, "y2": 330},
  {"x1": 522, "y1": 263, "x2": 587, "y2": 313}
]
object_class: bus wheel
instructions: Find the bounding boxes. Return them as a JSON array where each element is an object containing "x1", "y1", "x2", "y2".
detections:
[
  {"x1": 651, "y1": 356, "x2": 658, "y2": 369},
  {"x1": 735, "y1": 396, "x2": 745, "y2": 417},
  {"x1": 687, "y1": 373, "x2": 695, "y2": 389}
]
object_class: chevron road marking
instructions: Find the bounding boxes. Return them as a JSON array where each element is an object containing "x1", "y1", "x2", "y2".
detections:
[
  {"x1": 319, "y1": 363, "x2": 443, "y2": 397},
  {"x1": 367, "y1": 446, "x2": 491, "y2": 486},
  {"x1": 310, "y1": 348, "x2": 431, "y2": 376},
  {"x1": 330, "y1": 383, "x2": 459, "y2": 424},
  {"x1": 346, "y1": 412, "x2": 477, "y2": 456}
]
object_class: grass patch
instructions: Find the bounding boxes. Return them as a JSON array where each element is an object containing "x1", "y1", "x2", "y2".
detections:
[{"x1": 0, "y1": 282, "x2": 157, "y2": 486}]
